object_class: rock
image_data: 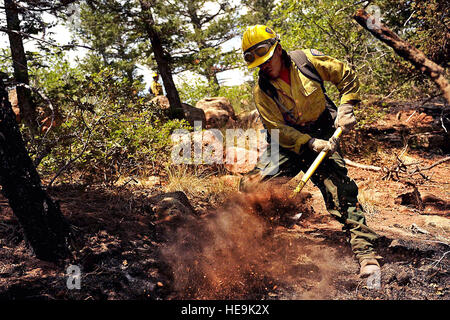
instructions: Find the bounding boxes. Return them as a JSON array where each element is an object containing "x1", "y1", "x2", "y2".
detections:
[
  {"x1": 150, "y1": 96, "x2": 207, "y2": 128},
  {"x1": 195, "y1": 97, "x2": 237, "y2": 128},
  {"x1": 205, "y1": 108, "x2": 231, "y2": 128},
  {"x1": 8, "y1": 89, "x2": 21, "y2": 122},
  {"x1": 148, "y1": 191, "x2": 196, "y2": 224},
  {"x1": 202, "y1": 130, "x2": 224, "y2": 163},
  {"x1": 150, "y1": 95, "x2": 170, "y2": 109},
  {"x1": 200, "y1": 129, "x2": 223, "y2": 148},
  {"x1": 238, "y1": 109, "x2": 263, "y2": 129},
  {"x1": 224, "y1": 147, "x2": 258, "y2": 174},
  {"x1": 188, "y1": 130, "x2": 224, "y2": 164},
  {"x1": 181, "y1": 103, "x2": 206, "y2": 129},
  {"x1": 172, "y1": 130, "x2": 224, "y2": 165}
]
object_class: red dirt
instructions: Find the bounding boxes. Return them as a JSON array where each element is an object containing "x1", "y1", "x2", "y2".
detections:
[{"x1": 0, "y1": 100, "x2": 448, "y2": 300}]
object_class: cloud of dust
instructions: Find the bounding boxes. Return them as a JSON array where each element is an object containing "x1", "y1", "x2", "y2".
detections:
[{"x1": 160, "y1": 183, "x2": 349, "y2": 299}]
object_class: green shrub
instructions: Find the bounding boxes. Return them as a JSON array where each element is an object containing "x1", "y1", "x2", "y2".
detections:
[
  {"x1": 24, "y1": 58, "x2": 190, "y2": 185},
  {"x1": 40, "y1": 108, "x2": 190, "y2": 185}
]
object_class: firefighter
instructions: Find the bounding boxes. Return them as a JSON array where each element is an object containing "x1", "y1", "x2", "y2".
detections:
[
  {"x1": 240, "y1": 25, "x2": 382, "y2": 277},
  {"x1": 150, "y1": 72, "x2": 163, "y2": 96}
]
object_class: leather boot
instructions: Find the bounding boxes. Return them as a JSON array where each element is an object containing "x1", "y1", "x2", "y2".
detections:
[{"x1": 359, "y1": 258, "x2": 380, "y2": 278}]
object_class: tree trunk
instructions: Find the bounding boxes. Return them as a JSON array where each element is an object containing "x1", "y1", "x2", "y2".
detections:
[
  {"x1": 0, "y1": 78, "x2": 71, "y2": 262},
  {"x1": 4, "y1": 0, "x2": 37, "y2": 130},
  {"x1": 207, "y1": 70, "x2": 220, "y2": 89},
  {"x1": 353, "y1": 9, "x2": 450, "y2": 106},
  {"x1": 139, "y1": 0, "x2": 184, "y2": 119}
]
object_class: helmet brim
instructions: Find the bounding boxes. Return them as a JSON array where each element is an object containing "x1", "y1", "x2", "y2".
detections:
[{"x1": 247, "y1": 42, "x2": 277, "y2": 69}]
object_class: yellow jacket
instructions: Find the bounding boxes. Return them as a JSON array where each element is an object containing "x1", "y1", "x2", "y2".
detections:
[
  {"x1": 151, "y1": 81, "x2": 163, "y2": 96},
  {"x1": 254, "y1": 49, "x2": 360, "y2": 154}
]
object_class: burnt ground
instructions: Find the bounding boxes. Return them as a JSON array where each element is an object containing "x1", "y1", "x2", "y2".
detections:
[{"x1": 0, "y1": 100, "x2": 448, "y2": 301}]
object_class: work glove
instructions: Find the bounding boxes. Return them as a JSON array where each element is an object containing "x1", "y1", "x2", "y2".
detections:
[
  {"x1": 335, "y1": 103, "x2": 357, "y2": 133},
  {"x1": 307, "y1": 136, "x2": 338, "y2": 155}
]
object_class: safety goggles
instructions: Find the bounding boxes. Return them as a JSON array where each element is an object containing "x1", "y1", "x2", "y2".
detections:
[{"x1": 243, "y1": 37, "x2": 278, "y2": 64}]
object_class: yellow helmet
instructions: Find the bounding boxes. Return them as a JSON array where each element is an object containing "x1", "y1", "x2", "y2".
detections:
[
  {"x1": 242, "y1": 25, "x2": 279, "y2": 69},
  {"x1": 152, "y1": 72, "x2": 158, "y2": 78}
]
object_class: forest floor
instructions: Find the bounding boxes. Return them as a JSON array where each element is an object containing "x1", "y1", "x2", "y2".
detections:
[{"x1": 0, "y1": 100, "x2": 448, "y2": 300}]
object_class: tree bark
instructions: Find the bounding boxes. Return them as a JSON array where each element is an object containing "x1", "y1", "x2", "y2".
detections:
[
  {"x1": 139, "y1": 0, "x2": 184, "y2": 119},
  {"x1": 353, "y1": 9, "x2": 450, "y2": 105},
  {"x1": 4, "y1": 0, "x2": 37, "y2": 129},
  {"x1": 0, "y1": 78, "x2": 71, "y2": 262}
]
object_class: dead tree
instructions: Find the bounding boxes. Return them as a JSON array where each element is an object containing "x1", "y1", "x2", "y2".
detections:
[
  {"x1": 0, "y1": 77, "x2": 71, "y2": 262},
  {"x1": 353, "y1": 9, "x2": 450, "y2": 105}
]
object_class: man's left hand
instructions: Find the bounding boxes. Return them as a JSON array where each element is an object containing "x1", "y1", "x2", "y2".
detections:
[{"x1": 335, "y1": 103, "x2": 357, "y2": 133}]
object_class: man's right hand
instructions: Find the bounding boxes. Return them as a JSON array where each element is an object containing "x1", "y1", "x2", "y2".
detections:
[{"x1": 307, "y1": 137, "x2": 338, "y2": 155}]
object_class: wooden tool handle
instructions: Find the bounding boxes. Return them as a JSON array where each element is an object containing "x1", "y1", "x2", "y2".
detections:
[{"x1": 292, "y1": 127, "x2": 343, "y2": 196}]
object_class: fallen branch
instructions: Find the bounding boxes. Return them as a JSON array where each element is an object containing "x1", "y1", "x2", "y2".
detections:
[
  {"x1": 420, "y1": 156, "x2": 450, "y2": 171},
  {"x1": 344, "y1": 154, "x2": 450, "y2": 182},
  {"x1": 344, "y1": 158, "x2": 382, "y2": 171},
  {"x1": 405, "y1": 111, "x2": 416, "y2": 123},
  {"x1": 408, "y1": 156, "x2": 450, "y2": 177},
  {"x1": 353, "y1": 9, "x2": 450, "y2": 105},
  {"x1": 430, "y1": 250, "x2": 450, "y2": 268}
]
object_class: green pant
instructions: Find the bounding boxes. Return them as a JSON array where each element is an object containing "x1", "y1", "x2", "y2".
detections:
[{"x1": 241, "y1": 143, "x2": 381, "y2": 263}]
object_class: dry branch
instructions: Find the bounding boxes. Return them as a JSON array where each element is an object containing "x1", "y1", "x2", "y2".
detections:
[
  {"x1": 344, "y1": 158, "x2": 382, "y2": 171},
  {"x1": 419, "y1": 156, "x2": 450, "y2": 171},
  {"x1": 353, "y1": 9, "x2": 450, "y2": 105},
  {"x1": 344, "y1": 154, "x2": 449, "y2": 182},
  {"x1": 408, "y1": 156, "x2": 450, "y2": 177}
]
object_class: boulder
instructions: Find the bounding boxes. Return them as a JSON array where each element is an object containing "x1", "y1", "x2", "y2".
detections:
[
  {"x1": 195, "y1": 97, "x2": 237, "y2": 128},
  {"x1": 238, "y1": 109, "x2": 263, "y2": 129},
  {"x1": 8, "y1": 89, "x2": 21, "y2": 122},
  {"x1": 150, "y1": 95, "x2": 170, "y2": 110},
  {"x1": 224, "y1": 147, "x2": 258, "y2": 174},
  {"x1": 150, "y1": 96, "x2": 206, "y2": 128},
  {"x1": 148, "y1": 191, "x2": 197, "y2": 224},
  {"x1": 181, "y1": 103, "x2": 206, "y2": 129},
  {"x1": 200, "y1": 130, "x2": 223, "y2": 155},
  {"x1": 182, "y1": 130, "x2": 223, "y2": 165}
]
